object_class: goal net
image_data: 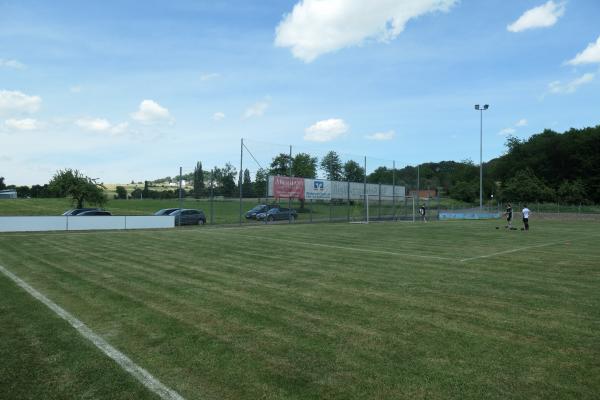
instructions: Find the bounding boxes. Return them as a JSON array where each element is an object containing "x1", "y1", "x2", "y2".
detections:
[{"x1": 350, "y1": 195, "x2": 416, "y2": 223}]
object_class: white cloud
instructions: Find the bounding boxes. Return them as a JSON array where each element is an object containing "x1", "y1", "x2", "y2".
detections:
[
  {"x1": 515, "y1": 119, "x2": 528, "y2": 127},
  {"x1": 275, "y1": 0, "x2": 457, "y2": 62},
  {"x1": 5, "y1": 118, "x2": 39, "y2": 131},
  {"x1": 200, "y1": 73, "x2": 220, "y2": 81},
  {"x1": 0, "y1": 90, "x2": 42, "y2": 115},
  {"x1": 365, "y1": 130, "x2": 395, "y2": 141},
  {"x1": 243, "y1": 100, "x2": 269, "y2": 119},
  {"x1": 499, "y1": 119, "x2": 528, "y2": 136},
  {"x1": 507, "y1": 1, "x2": 566, "y2": 32},
  {"x1": 304, "y1": 118, "x2": 348, "y2": 142},
  {"x1": 567, "y1": 36, "x2": 600, "y2": 65},
  {"x1": 212, "y1": 112, "x2": 225, "y2": 121},
  {"x1": 70, "y1": 85, "x2": 82, "y2": 93},
  {"x1": 76, "y1": 118, "x2": 130, "y2": 135},
  {"x1": 76, "y1": 118, "x2": 112, "y2": 132},
  {"x1": 131, "y1": 100, "x2": 171, "y2": 124},
  {"x1": 110, "y1": 122, "x2": 129, "y2": 135},
  {"x1": 548, "y1": 73, "x2": 595, "y2": 94},
  {"x1": 0, "y1": 59, "x2": 25, "y2": 69},
  {"x1": 498, "y1": 128, "x2": 516, "y2": 136}
]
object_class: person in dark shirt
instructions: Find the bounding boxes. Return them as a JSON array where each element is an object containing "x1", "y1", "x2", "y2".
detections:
[
  {"x1": 504, "y1": 203, "x2": 513, "y2": 229},
  {"x1": 419, "y1": 204, "x2": 427, "y2": 223}
]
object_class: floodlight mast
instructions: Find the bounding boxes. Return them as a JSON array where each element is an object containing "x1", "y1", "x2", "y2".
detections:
[{"x1": 474, "y1": 104, "x2": 489, "y2": 209}]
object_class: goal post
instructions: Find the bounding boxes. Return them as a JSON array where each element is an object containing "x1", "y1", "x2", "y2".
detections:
[{"x1": 354, "y1": 194, "x2": 416, "y2": 223}]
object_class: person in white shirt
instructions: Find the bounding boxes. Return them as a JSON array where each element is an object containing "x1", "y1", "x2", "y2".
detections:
[{"x1": 522, "y1": 205, "x2": 531, "y2": 231}]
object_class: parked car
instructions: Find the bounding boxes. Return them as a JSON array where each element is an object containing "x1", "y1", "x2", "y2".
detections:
[
  {"x1": 62, "y1": 208, "x2": 101, "y2": 216},
  {"x1": 244, "y1": 204, "x2": 275, "y2": 219},
  {"x1": 256, "y1": 207, "x2": 297, "y2": 222},
  {"x1": 154, "y1": 208, "x2": 180, "y2": 216},
  {"x1": 76, "y1": 210, "x2": 112, "y2": 216},
  {"x1": 170, "y1": 209, "x2": 206, "y2": 225}
]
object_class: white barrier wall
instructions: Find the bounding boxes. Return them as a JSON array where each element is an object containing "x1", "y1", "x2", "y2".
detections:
[
  {"x1": 0, "y1": 216, "x2": 175, "y2": 232},
  {"x1": 67, "y1": 216, "x2": 127, "y2": 231},
  {"x1": 125, "y1": 216, "x2": 174, "y2": 229},
  {"x1": 0, "y1": 217, "x2": 67, "y2": 232}
]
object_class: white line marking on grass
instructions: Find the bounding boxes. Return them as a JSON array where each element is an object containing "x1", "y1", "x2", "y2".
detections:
[
  {"x1": 211, "y1": 232, "x2": 455, "y2": 261},
  {"x1": 460, "y1": 241, "x2": 564, "y2": 262},
  {"x1": 0, "y1": 264, "x2": 185, "y2": 400}
]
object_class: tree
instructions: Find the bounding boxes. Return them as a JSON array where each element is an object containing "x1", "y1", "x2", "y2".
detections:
[
  {"x1": 320, "y1": 151, "x2": 342, "y2": 181},
  {"x1": 115, "y1": 186, "x2": 127, "y2": 200},
  {"x1": 142, "y1": 181, "x2": 149, "y2": 199},
  {"x1": 367, "y1": 166, "x2": 393, "y2": 184},
  {"x1": 48, "y1": 169, "x2": 106, "y2": 208},
  {"x1": 343, "y1": 160, "x2": 365, "y2": 183},
  {"x1": 193, "y1": 161, "x2": 205, "y2": 198},
  {"x1": 213, "y1": 163, "x2": 237, "y2": 197},
  {"x1": 450, "y1": 181, "x2": 478, "y2": 203},
  {"x1": 269, "y1": 153, "x2": 292, "y2": 176},
  {"x1": 131, "y1": 187, "x2": 143, "y2": 199},
  {"x1": 502, "y1": 169, "x2": 555, "y2": 203},
  {"x1": 254, "y1": 168, "x2": 268, "y2": 199},
  {"x1": 242, "y1": 169, "x2": 253, "y2": 197},
  {"x1": 0, "y1": 177, "x2": 5, "y2": 190},
  {"x1": 30, "y1": 184, "x2": 51, "y2": 198},
  {"x1": 292, "y1": 153, "x2": 317, "y2": 209},
  {"x1": 293, "y1": 153, "x2": 317, "y2": 178},
  {"x1": 16, "y1": 186, "x2": 31, "y2": 198},
  {"x1": 557, "y1": 180, "x2": 588, "y2": 204}
]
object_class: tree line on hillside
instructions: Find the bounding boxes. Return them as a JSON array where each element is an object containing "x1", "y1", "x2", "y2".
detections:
[{"x1": 2, "y1": 124, "x2": 599, "y2": 206}]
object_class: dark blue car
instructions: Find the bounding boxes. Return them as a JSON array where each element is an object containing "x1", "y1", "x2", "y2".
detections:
[
  {"x1": 245, "y1": 204, "x2": 276, "y2": 219},
  {"x1": 256, "y1": 207, "x2": 297, "y2": 222}
]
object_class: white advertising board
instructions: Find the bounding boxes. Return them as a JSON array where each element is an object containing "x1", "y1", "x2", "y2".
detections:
[{"x1": 304, "y1": 179, "x2": 331, "y2": 200}]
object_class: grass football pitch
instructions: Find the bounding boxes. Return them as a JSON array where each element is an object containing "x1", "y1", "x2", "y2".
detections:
[{"x1": 1, "y1": 219, "x2": 599, "y2": 399}]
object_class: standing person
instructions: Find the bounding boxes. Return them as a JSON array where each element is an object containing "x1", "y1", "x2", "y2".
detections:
[
  {"x1": 522, "y1": 205, "x2": 531, "y2": 231},
  {"x1": 504, "y1": 203, "x2": 513, "y2": 229},
  {"x1": 419, "y1": 204, "x2": 427, "y2": 223}
]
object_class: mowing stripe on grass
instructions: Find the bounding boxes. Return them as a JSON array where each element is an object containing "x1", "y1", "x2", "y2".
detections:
[
  {"x1": 460, "y1": 241, "x2": 564, "y2": 262},
  {"x1": 209, "y1": 231, "x2": 456, "y2": 261},
  {"x1": 0, "y1": 263, "x2": 185, "y2": 400}
]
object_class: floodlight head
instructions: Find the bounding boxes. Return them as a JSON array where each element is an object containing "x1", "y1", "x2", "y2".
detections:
[
  {"x1": 475, "y1": 104, "x2": 480, "y2": 110},
  {"x1": 483, "y1": 104, "x2": 489, "y2": 110}
]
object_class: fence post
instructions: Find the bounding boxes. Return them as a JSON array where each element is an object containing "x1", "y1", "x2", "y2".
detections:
[
  {"x1": 378, "y1": 183, "x2": 382, "y2": 221},
  {"x1": 178, "y1": 166, "x2": 183, "y2": 227},
  {"x1": 239, "y1": 138, "x2": 243, "y2": 226},
  {"x1": 288, "y1": 145, "x2": 292, "y2": 224},
  {"x1": 363, "y1": 156, "x2": 367, "y2": 221},
  {"x1": 347, "y1": 181, "x2": 350, "y2": 222},
  {"x1": 210, "y1": 175, "x2": 214, "y2": 225},
  {"x1": 392, "y1": 161, "x2": 396, "y2": 221}
]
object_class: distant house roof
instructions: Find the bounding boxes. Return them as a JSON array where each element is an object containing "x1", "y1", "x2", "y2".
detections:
[{"x1": 0, "y1": 189, "x2": 17, "y2": 199}]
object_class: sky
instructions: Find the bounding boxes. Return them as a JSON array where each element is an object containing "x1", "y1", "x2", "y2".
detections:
[{"x1": 1, "y1": 0, "x2": 599, "y2": 185}]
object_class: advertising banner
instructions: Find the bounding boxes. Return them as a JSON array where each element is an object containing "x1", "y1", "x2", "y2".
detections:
[
  {"x1": 272, "y1": 176, "x2": 305, "y2": 199},
  {"x1": 304, "y1": 179, "x2": 331, "y2": 200},
  {"x1": 269, "y1": 175, "x2": 405, "y2": 200}
]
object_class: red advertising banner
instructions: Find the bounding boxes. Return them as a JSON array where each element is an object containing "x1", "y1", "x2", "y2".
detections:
[{"x1": 273, "y1": 176, "x2": 305, "y2": 199}]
